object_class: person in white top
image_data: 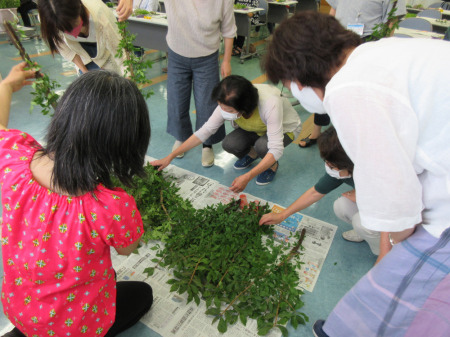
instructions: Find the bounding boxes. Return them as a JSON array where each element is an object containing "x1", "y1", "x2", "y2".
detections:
[
  {"x1": 263, "y1": 11, "x2": 450, "y2": 337},
  {"x1": 151, "y1": 75, "x2": 301, "y2": 191},
  {"x1": 38, "y1": 0, "x2": 125, "y2": 75}
]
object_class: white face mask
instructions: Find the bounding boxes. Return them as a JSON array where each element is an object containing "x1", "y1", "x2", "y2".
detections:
[
  {"x1": 220, "y1": 108, "x2": 240, "y2": 121},
  {"x1": 290, "y1": 82, "x2": 326, "y2": 114},
  {"x1": 325, "y1": 163, "x2": 351, "y2": 180}
]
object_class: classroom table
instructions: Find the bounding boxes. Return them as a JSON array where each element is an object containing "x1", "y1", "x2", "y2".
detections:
[
  {"x1": 419, "y1": 16, "x2": 450, "y2": 33},
  {"x1": 234, "y1": 7, "x2": 264, "y2": 63},
  {"x1": 406, "y1": 7, "x2": 450, "y2": 19},
  {"x1": 266, "y1": 0, "x2": 298, "y2": 25},
  {"x1": 395, "y1": 26, "x2": 445, "y2": 38},
  {"x1": 124, "y1": 13, "x2": 168, "y2": 52}
]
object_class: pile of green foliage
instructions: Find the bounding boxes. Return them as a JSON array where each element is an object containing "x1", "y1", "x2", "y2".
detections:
[
  {"x1": 0, "y1": 0, "x2": 19, "y2": 8},
  {"x1": 116, "y1": 165, "x2": 308, "y2": 336}
]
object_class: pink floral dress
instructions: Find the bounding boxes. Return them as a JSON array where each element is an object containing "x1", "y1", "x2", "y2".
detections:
[{"x1": 0, "y1": 129, "x2": 144, "y2": 336}]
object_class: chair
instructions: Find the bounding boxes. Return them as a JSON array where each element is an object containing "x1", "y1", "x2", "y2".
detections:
[
  {"x1": 295, "y1": 0, "x2": 318, "y2": 12},
  {"x1": 428, "y1": 2, "x2": 443, "y2": 8},
  {"x1": 399, "y1": 18, "x2": 433, "y2": 31},
  {"x1": 393, "y1": 33, "x2": 413, "y2": 38},
  {"x1": 417, "y1": 9, "x2": 442, "y2": 19},
  {"x1": 442, "y1": 2, "x2": 450, "y2": 10}
]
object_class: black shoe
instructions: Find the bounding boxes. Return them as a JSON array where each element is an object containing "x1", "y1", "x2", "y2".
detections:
[
  {"x1": 299, "y1": 136, "x2": 317, "y2": 148},
  {"x1": 312, "y1": 320, "x2": 330, "y2": 337}
]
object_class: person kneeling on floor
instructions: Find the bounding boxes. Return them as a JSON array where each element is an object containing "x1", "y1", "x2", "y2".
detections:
[
  {"x1": 151, "y1": 75, "x2": 301, "y2": 192},
  {"x1": 260, "y1": 126, "x2": 380, "y2": 255}
]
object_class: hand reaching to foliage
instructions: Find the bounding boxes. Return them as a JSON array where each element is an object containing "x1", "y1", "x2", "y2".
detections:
[
  {"x1": 259, "y1": 212, "x2": 285, "y2": 226},
  {"x1": 230, "y1": 173, "x2": 251, "y2": 193},
  {"x1": 150, "y1": 156, "x2": 173, "y2": 171},
  {"x1": 2, "y1": 62, "x2": 36, "y2": 93}
]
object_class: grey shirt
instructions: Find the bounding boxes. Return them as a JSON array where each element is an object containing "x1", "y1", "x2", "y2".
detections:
[{"x1": 327, "y1": 0, "x2": 406, "y2": 37}]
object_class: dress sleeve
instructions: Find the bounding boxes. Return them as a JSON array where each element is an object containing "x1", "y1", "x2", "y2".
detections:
[
  {"x1": 0, "y1": 130, "x2": 39, "y2": 182},
  {"x1": 93, "y1": 188, "x2": 144, "y2": 248},
  {"x1": 324, "y1": 82, "x2": 423, "y2": 232}
]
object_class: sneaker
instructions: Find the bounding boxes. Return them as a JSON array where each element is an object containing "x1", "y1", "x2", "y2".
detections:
[
  {"x1": 201, "y1": 147, "x2": 214, "y2": 167},
  {"x1": 342, "y1": 229, "x2": 364, "y2": 242},
  {"x1": 234, "y1": 155, "x2": 257, "y2": 170},
  {"x1": 172, "y1": 140, "x2": 184, "y2": 158},
  {"x1": 312, "y1": 320, "x2": 329, "y2": 337},
  {"x1": 256, "y1": 164, "x2": 277, "y2": 185}
]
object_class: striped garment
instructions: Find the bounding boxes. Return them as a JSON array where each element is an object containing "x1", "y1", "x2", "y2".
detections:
[{"x1": 323, "y1": 225, "x2": 450, "y2": 337}]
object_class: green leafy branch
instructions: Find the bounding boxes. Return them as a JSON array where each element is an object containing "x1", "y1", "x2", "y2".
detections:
[
  {"x1": 2, "y1": 20, "x2": 60, "y2": 116},
  {"x1": 368, "y1": 0, "x2": 399, "y2": 41},
  {"x1": 115, "y1": 20, "x2": 153, "y2": 99}
]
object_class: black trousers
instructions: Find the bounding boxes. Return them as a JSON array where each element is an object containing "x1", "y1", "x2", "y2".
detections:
[
  {"x1": 17, "y1": 1, "x2": 37, "y2": 27},
  {"x1": 4, "y1": 281, "x2": 153, "y2": 337}
]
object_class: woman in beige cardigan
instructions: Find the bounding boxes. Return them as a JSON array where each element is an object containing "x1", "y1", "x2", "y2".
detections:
[{"x1": 38, "y1": 0, "x2": 125, "y2": 75}]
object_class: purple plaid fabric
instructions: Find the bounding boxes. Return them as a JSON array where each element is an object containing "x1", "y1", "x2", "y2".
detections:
[{"x1": 323, "y1": 225, "x2": 450, "y2": 337}]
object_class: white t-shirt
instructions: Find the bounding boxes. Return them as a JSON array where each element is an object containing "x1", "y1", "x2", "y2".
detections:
[
  {"x1": 195, "y1": 84, "x2": 301, "y2": 161},
  {"x1": 324, "y1": 38, "x2": 450, "y2": 238}
]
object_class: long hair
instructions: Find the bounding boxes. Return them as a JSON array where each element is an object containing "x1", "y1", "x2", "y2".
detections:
[
  {"x1": 262, "y1": 11, "x2": 361, "y2": 90},
  {"x1": 318, "y1": 126, "x2": 353, "y2": 174},
  {"x1": 40, "y1": 70, "x2": 151, "y2": 195},
  {"x1": 211, "y1": 75, "x2": 259, "y2": 118},
  {"x1": 38, "y1": 0, "x2": 89, "y2": 54}
]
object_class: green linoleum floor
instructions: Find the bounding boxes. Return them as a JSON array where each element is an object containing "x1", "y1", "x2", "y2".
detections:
[{"x1": 0, "y1": 29, "x2": 376, "y2": 337}]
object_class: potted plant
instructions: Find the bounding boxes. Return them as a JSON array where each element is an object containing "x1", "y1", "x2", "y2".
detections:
[{"x1": 0, "y1": 0, "x2": 20, "y2": 33}]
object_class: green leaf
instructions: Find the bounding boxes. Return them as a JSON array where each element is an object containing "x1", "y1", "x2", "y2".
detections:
[
  {"x1": 278, "y1": 325, "x2": 289, "y2": 337},
  {"x1": 239, "y1": 313, "x2": 248, "y2": 326},
  {"x1": 217, "y1": 318, "x2": 227, "y2": 334},
  {"x1": 143, "y1": 267, "x2": 154, "y2": 277}
]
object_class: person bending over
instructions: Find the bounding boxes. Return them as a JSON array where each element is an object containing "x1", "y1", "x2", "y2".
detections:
[{"x1": 151, "y1": 75, "x2": 301, "y2": 191}]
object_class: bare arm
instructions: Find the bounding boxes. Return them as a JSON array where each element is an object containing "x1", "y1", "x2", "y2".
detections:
[
  {"x1": 221, "y1": 37, "x2": 233, "y2": 78},
  {"x1": 114, "y1": 238, "x2": 140, "y2": 256},
  {"x1": 0, "y1": 63, "x2": 36, "y2": 130},
  {"x1": 72, "y1": 54, "x2": 89, "y2": 73},
  {"x1": 260, "y1": 186, "x2": 325, "y2": 225},
  {"x1": 375, "y1": 226, "x2": 416, "y2": 264}
]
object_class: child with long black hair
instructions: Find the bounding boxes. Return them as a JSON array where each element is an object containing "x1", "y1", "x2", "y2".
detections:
[{"x1": 0, "y1": 63, "x2": 153, "y2": 337}]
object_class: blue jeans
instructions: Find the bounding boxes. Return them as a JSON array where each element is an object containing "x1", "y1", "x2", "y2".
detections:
[
  {"x1": 78, "y1": 42, "x2": 100, "y2": 75},
  {"x1": 166, "y1": 48, "x2": 225, "y2": 146}
]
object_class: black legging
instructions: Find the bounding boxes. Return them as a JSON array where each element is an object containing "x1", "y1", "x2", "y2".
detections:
[
  {"x1": 105, "y1": 281, "x2": 153, "y2": 336},
  {"x1": 4, "y1": 281, "x2": 153, "y2": 337}
]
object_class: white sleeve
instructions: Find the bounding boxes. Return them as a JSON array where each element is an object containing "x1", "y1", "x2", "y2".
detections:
[
  {"x1": 325, "y1": 82, "x2": 423, "y2": 232},
  {"x1": 194, "y1": 106, "x2": 226, "y2": 142},
  {"x1": 261, "y1": 96, "x2": 285, "y2": 161}
]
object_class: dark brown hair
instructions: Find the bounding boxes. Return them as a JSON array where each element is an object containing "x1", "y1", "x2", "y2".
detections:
[
  {"x1": 318, "y1": 126, "x2": 353, "y2": 174},
  {"x1": 262, "y1": 11, "x2": 361, "y2": 90},
  {"x1": 38, "y1": 0, "x2": 89, "y2": 54},
  {"x1": 211, "y1": 75, "x2": 259, "y2": 118}
]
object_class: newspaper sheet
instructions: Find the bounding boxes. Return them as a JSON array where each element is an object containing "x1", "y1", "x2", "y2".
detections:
[{"x1": 111, "y1": 159, "x2": 337, "y2": 336}]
